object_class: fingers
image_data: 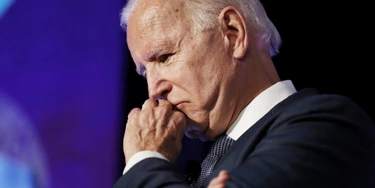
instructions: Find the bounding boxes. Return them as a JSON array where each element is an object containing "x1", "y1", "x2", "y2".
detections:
[
  {"x1": 208, "y1": 170, "x2": 229, "y2": 188},
  {"x1": 141, "y1": 99, "x2": 173, "y2": 114},
  {"x1": 141, "y1": 99, "x2": 158, "y2": 110},
  {"x1": 128, "y1": 108, "x2": 141, "y2": 118},
  {"x1": 142, "y1": 99, "x2": 173, "y2": 109},
  {"x1": 157, "y1": 99, "x2": 173, "y2": 111},
  {"x1": 171, "y1": 111, "x2": 186, "y2": 138},
  {"x1": 123, "y1": 98, "x2": 186, "y2": 163},
  {"x1": 127, "y1": 108, "x2": 141, "y2": 125},
  {"x1": 141, "y1": 99, "x2": 175, "y2": 127},
  {"x1": 129, "y1": 99, "x2": 181, "y2": 129}
]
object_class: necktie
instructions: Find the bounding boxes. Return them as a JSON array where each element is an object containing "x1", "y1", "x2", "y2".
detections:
[{"x1": 191, "y1": 134, "x2": 234, "y2": 188}]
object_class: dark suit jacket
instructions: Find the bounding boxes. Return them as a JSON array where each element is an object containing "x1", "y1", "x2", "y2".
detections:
[{"x1": 113, "y1": 88, "x2": 375, "y2": 188}]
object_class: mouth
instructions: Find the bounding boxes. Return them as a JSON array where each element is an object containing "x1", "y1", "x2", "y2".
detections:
[
  {"x1": 173, "y1": 103, "x2": 189, "y2": 123},
  {"x1": 173, "y1": 103, "x2": 196, "y2": 136},
  {"x1": 172, "y1": 102, "x2": 204, "y2": 139}
]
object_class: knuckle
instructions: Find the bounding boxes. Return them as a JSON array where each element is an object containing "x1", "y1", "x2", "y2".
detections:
[
  {"x1": 146, "y1": 99, "x2": 157, "y2": 104},
  {"x1": 165, "y1": 102, "x2": 173, "y2": 109},
  {"x1": 142, "y1": 99, "x2": 157, "y2": 108},
  {"x1": 158, "y1": 98, "x2": 170, "y2": 104},
  {"x1": 128, "y1": 108, "x2": 140, "y2": 118},
  {"x1": 158, "y1": 106, "x2": 169, "y2": 115}
]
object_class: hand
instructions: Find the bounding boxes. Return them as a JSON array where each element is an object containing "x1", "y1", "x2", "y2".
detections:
[
  {"x1": 123, "y1": 99, "x2": 186, "y2": 163},
  {"x1": 208, "y1": 170, "x2": 229, "y2": 188}
]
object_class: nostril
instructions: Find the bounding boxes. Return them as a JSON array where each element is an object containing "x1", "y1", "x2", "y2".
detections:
[
  {"x1": 161, "y1": 90, "x2": 169, "y2": 98},
  {"x1": 148, "y1": 81, "x2": 172, "y2": 100}
]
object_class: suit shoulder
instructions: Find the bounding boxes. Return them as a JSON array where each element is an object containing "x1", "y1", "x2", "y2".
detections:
[{"x1": 282, "y1": 91, "x2": 372, "y2": 123}]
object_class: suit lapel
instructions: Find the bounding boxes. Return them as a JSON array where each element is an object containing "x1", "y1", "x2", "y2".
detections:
[{"x1": 202, "y1": 88, "x2": 319, "y2": 186}]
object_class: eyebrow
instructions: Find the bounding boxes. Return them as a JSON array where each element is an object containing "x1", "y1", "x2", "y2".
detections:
[
  {"x1": 134, "y1": 48, "x2": 165, "y2": 77},
  {"x1": 146, "y1": 50, "x2": 161, "y2": 61},
  {"x1": 135, "y1": 42, "x2": 175, "y2": 76},
  {"x1": 146, "y1": 40, "x2": 175, "y2": 60},
  {"x1": 147, "y1": 46, "x2": 171, "y2": 61},
  {"x1": 134, "y1": 47, "x2": 165, "y2": 77}
]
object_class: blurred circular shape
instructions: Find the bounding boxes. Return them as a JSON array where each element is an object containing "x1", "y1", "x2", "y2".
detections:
[{"x1": 0, "y1": 90, "x2": 49, "y2": 188}]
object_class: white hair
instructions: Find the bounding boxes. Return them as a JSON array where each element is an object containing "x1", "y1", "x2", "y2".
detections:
[{"x1": 120, "y1": 0, "x2": 282, "y2": 56}]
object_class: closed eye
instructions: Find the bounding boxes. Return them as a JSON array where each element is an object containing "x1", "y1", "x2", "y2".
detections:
[{"x1": 157, "y1": 53, "x2": 173, "y2": 63}]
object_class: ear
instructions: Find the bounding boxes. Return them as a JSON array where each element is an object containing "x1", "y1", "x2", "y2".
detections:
[{"x1": 218, "y1": 6, "x2": 248, "y2": 59}]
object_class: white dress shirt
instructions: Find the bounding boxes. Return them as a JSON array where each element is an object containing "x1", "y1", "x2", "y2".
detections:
[{"x1": 123, "y1": 80, "x2": 297, "y2": 174}]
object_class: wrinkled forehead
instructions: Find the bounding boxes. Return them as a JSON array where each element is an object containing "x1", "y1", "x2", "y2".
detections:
[
  {"x1": 126, "y1": 0, "x2": 189, "y2": 64},
  {"x1": 127, "y1": 0, "x2": 186, "y2": 40},
  {"x1": 130, "y1": 7, "x2": 160, "y2": 37}
]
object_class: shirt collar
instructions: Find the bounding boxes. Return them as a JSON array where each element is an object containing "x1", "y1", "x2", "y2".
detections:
[{"x1": 226, "y1": 80, "x2": 297, "y2": 140}]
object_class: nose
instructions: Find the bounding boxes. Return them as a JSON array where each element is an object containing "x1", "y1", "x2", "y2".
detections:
[{"x1": 147, "y1": 68, "x2": 172, "y2": 100}]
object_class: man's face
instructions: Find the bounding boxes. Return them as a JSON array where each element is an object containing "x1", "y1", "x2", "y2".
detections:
[{"x1": 126, "y1": 0, "x2": 238, "y2": 140}]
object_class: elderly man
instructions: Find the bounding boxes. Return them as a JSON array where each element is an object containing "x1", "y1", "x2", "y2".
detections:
[{"x1": 114, "y1": 0, "x2": 375, "y2": 187}]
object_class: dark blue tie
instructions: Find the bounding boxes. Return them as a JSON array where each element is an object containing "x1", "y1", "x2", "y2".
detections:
[{"x1": 191, "y1": 134, "x2": 234, "y2": 188}]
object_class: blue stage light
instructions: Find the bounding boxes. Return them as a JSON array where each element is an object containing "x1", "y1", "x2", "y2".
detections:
[{"x1": 0, "y1": 0, "x2": 15, "y2": 19}]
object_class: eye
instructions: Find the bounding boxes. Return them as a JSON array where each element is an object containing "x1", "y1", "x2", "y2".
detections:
[{"x1": 157, "y1": 53, "x2": 173, "y2": 63}]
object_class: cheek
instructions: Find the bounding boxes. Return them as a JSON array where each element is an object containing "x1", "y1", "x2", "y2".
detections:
[
  {"x1": 170, "y1": 50, "x2": 219, "y2": 104},
  {"x1": 170, "y1": 55, "x2": 203, "y2": 88}
]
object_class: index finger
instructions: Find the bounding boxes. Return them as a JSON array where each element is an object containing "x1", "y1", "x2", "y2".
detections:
[{"x1": 157, "y1": 99, "x2": 173, "y2": 111}]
